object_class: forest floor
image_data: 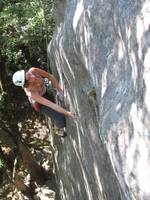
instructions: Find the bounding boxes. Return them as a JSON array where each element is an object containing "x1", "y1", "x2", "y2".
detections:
[{"x1": 1, "y1": 105, "x2": 57, "y2": 200}]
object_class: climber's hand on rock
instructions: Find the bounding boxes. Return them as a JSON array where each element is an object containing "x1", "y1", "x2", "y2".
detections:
[{"x1": 66, "y1": 111, "x2": 76, "y2": 118}]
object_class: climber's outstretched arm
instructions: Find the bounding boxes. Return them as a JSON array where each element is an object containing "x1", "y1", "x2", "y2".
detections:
[{"x1": 30, "y1": 93, "x2": 75, "y2": 118}]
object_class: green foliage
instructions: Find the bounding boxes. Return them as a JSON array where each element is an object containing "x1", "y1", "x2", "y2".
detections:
[{"x1": 0, "y1": 0, "x2": 54, "y2": 70}]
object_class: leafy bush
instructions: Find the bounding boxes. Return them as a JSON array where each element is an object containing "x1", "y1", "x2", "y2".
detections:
[{"x1": 0, "y1": 0, "x2": 55, "y2": 70}]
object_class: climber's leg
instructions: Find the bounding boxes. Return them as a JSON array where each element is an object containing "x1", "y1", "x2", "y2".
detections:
[
  {"x1": 33, "y1": 91, "x2": 66, "y2": 128},
  {"x1": 38, "y1": 104, "x2": 66, "y2": 128}
]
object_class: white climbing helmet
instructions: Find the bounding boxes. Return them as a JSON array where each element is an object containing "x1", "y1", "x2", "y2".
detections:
[{"x1": 12, "y1": 70, "x2": 25, "y2": 87}]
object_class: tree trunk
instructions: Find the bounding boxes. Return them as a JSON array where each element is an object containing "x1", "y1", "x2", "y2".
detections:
[
  {"x1": 0, "y1": 125, "x2": 47, "y2": 185},
  {"x1": 0, "y1": 54, "x2": 7, "y2": 92},
  {"x1": 18, "y1": 142, "x2": 48, "y2": 185},
  {"x1": 14, "y1": 174, "x2": 33, "y2": 198}
]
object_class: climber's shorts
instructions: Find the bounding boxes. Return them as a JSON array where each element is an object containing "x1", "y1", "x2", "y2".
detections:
[{"x1": 38, "y1": 92, "x2": 66, "y2": 128}]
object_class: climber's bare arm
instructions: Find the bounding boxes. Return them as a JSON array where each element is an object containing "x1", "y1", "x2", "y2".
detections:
[
  {"x1": 29, "y1": 67, "x2": 63, "y2": 92},
  {"x1": 31, "y1": 93, "x2": 75, "y2": 118}
]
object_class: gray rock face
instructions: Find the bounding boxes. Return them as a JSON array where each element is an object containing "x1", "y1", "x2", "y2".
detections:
[{"x1": 48, "y1": 0, "x2": 150, "y2": 199}]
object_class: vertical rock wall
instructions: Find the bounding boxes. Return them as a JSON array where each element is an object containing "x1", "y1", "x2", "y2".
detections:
[{"x1": 48, "y1": 0, "x2": 150, "y2": 199}]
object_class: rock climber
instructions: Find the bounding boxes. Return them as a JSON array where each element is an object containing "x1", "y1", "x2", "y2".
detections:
[{"x1": 12, "y1": 67, "x2": 75, "y2": 129}]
